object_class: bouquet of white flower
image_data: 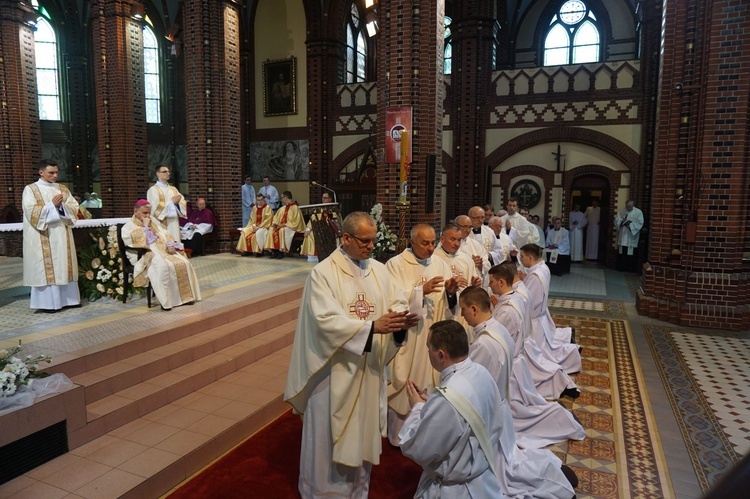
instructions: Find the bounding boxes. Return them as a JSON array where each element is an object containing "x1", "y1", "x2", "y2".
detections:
[
  {"x1": 370, "y1": 203, "x2": 397, "y2": 260},
  {"x1": 0, "y1": 342, "x2": 51, "y2": 398}
]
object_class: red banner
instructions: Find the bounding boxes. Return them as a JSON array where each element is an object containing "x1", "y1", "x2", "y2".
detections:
[{"x1": 385, "y1": 106, "x2": 413, "y2": 164}]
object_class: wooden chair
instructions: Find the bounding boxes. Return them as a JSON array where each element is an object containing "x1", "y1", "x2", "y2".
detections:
[{"x1": 117, "y1": 224, "x2": 152, "y2": 307}]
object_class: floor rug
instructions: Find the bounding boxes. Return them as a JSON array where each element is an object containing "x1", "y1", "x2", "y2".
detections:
[
  {"x1": 170, "y1": 315, "x2": 673, "y2": 499},
  {"x1": 551, "y1": 315, "x2": 673, "y2": 499},
  {"x1": 167, "y1": 410, "x2": 422, "y2": 499},
  {"x1": 644, "y1": 325, "x2": 747, "y2": 492}
]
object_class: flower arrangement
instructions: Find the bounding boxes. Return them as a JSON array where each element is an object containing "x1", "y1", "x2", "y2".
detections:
[
  {"x1": 370, "y1": 203, "x2": 397, "y2": 260},
  {"x1": 78, "y1": 226, "x2": 134, "y2": 302},
  {"x1": 0, "y1": 342, "x2": 51, "y2": 398}
]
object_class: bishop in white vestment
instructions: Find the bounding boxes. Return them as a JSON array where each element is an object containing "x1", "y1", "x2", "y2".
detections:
[
  {"x1": 122, "y1": 200, "x2": 201, "y2": 310},
  {"x1": 22, "y1": 160, "x2": 81, "y2": 311},
  {"x1": 284, "y1": 212, "x2": 416, "y2": 498}
]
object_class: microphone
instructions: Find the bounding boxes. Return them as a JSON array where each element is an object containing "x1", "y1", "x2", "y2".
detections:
[{"x1": 311, "y1": 181, "x2": 337, "y2": 204}]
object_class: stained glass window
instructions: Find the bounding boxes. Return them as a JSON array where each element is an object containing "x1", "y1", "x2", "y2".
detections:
[
  {"x1": 35, "y1": 17, "x2": 60, "y2": 121},
  {"x1": 143, "y1": 26, "x2": 160, "y2": 124},
  {"x1": 543, "y1": 0, "x2": 600, "y2": 66},
  {"x1": 345, "y1": 2, "x2": 367, "y2": 83}
]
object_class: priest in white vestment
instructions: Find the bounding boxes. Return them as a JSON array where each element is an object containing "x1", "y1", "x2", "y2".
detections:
[
  {"x1": 147, "y1": 165, "x2": 186, "y2": 241},
  {"x1": 615, "y1": 199, "x2": 644, "y2": 272},
  {"x1": 584, "y1": 199, "x2": 601, "y2": 260},
  {"x1": 499, "y1": 198, "x2": 540, "y2": 248},
  {"x1": 568, "y1": 205, "x2": 587, "y2": 262},
  {"x1": 399, "y1": 320, "x2": 505, "y2": 498},
  {"x1": 459, "y1": 287, "x2": 577, "y2": 497},
  {"x1": 386, "y1": 224, "x2": 460, "y2": 445},
  {"x1": 520, "y1": 245, "x2": 582, "y2": 374},
  {"x1": 468, "y1": 206, "x2": 496, "y2": 255},
  {"x1": 22, "y1": 160, "x2": 81, "y2": 311},
  {"x1": 122, "y1": 200, "x2": 201, "y2": 311},
  {"x1": 284, "y1": 212, "x2": 417, "y2": 498},
  {"x1": 489, "y1": 265, "x2": 585, "y2": 447},
  {"x1": 455, "y1": 215, "x2": 491, "y2": 280},
  {"x1": 487, "y1": 216, "x2": 516, "y2": 266},
  {"x1": 433, "y1": 223, "x2": 481, "y2": 336}
]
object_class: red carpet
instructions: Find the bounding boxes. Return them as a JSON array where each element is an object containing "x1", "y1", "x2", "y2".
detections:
[{"x1": 169, "y1": 410, "x2": 422, "y2": 498}]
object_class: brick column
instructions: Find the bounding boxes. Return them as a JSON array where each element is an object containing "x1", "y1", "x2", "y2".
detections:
[
  {"x1": 182, "y1": 0, "x2": 242, "y2": 249},
  {"x1": 637, "y1": 0, "x2": 750, "y2": 330},
  {"x1": 445, "y1": 1, "x2": 496, "y2": 217},
  {"x1": 375, "y1": 0, "x2": 444, "y2": 230},
  {"x1": 305, "y1": 36, "x2": 340, "y2": 196},
  {"x1": 0, "y1": 0, "x2": 41, "y2": 209},
  {"x1": 90, "y1": 0, "x2": 148, "y2": 217}
]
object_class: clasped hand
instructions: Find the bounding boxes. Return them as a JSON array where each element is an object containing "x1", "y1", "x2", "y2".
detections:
[
  {"x1": 373, "y1": 309, "x2": 419, "y2": 334},
  {"x1": 406, "y1": 379, "x2": 429, "y2": 407}
]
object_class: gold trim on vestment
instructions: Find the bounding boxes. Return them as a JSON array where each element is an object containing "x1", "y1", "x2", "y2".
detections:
[{"x1": 29, "y1": 184, "x2": 56, "y2": 284}]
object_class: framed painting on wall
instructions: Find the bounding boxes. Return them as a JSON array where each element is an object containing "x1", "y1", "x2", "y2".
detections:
[{"x1": 263, "y1": 57, "x2": 297, "y2": 116}]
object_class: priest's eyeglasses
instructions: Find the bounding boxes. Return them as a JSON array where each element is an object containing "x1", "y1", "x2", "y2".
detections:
[{"x1": 348, "y1": 234, "x2": 375, "y2": 246}]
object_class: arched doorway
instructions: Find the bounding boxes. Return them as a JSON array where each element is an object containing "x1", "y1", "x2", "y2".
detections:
[{"x1": 569, "y1": 174, "x2": 611, "y2": 262}]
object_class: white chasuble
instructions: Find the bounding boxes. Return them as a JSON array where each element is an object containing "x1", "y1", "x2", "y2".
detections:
[
  {"x1": 386, "y1": 250, "x2": 453, "y2": 416},
  {"x1": 122, "y1": 217, "x2": 201, "y2": 309},
  {"x1": 285, "y1": 249, "x2": 408, "y2": 469}
]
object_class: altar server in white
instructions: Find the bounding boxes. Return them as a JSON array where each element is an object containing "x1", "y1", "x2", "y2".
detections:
[
  {"x1": 147, "y1": 165, "x2": 186, "y2": 241},
  {"x1": 568, "y1": 204, "x2": 587, "y2": 262},
  {"x1": 399, "y1": 320, "x2": 505, "y2": 498},
  {"x1": 284, "y1": 212, "x2": 417, "y2": 498},
  {"x1": 499, "y1": 262, "x2": 580, "y2": 400},
  {"x1": 460, "y1": 287, "x2": 578, "y2": 497},
  {"x1": 386, "y1": 224, "x2": 460, "y2": 445},
  {"x1": 22, "y1": 160, "x2": 81, "y2": 311},
  {"x1": 520, "y1": 244, "x2": 582, "y2": 374},
  {"x1": 489, "y1": 264, "x2": 585, "y2": 447}
]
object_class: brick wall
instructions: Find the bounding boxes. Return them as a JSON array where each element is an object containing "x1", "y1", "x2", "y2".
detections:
[
  {"x1": 638, "y1": 0, "x2": 750, "y2": 330},
  {"x1": 90, "y1": 0, "x2": 148, "y2": 217},
  {"x1": 375, "y1": 0, "x2": 444, "y2": 234},
  {"x1": 0, "y1": 1, "x2": 41, "y2": 209},
  {"x1": 183, "y1": 0, "x2": 242, "y2": 250}
]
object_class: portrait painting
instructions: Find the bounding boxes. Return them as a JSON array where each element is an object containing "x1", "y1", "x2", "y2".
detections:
[
  {"x1": 249, "y1": 140, "x2": 310, "y2": 181},
  {"x1": 263, "y1": 57, "x2": 297, "y2": 116}
]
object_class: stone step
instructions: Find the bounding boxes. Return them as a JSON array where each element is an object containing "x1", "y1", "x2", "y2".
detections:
[{"x1": 70, "y1": 300, "x2": 300, "y2": 405}]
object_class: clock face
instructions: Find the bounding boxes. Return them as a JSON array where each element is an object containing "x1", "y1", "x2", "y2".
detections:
[
  {"x1": 560, "y1": 0, "x2": 586, "y2": 25},
  {"x1": 510, "y1": 179, "x2": 542, "y2": 210}
]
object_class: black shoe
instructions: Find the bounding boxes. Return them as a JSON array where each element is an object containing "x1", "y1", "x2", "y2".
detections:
[
  {"x1": 254, "y1": 252, "x2": 263, "y2": 257},
  {"x1": 561, "y1": 387, "x2": 581, "y2": 399},
  {"x1": 276, "y1": 252, "x2": 285, "y2": 259},
  {"x1": 242, "y1": 252, "x2": 252, "y2": 257},
  {"x1": 160, "y1": 305, "x2": 172, "y2": 311},
  {"x1": 561, "y1": 464, "x2": 579, "y2": 489},
  {"x1": 37, "y1": 308, "x2": 60, "y2": 314}
]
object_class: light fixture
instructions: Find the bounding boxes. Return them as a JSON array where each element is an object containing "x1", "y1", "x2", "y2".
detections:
[
  {"x1": 365, "y1": 11, "x2": 379, "y2": 37},
  {"x1": 130, "y1": 2, "x2": 144, "y2": 20},
  {"x1": 364, "y1": 0, "x2": 376, "y2": 8}
]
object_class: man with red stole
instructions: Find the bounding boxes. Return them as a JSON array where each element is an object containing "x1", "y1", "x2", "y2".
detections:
[
  {"x1": 265, "y1": 190, "x2": 305, "y2": 259},
  {"x1": 236, "y1": 193, "x2": 273, "y2": 256}
]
